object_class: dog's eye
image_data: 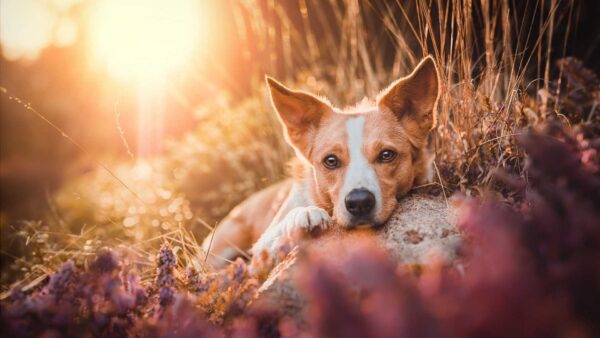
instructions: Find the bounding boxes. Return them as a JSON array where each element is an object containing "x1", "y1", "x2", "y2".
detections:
[
  {"x1": 378, "y1": 149, "x2": 397, "y2": 163},
  {"x1": 322, "y1": 155, "x2": 340, "y2": 169}
]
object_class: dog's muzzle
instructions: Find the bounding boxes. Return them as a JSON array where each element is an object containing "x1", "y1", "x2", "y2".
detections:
[{"x1": 344, "y1": 188, "x2": 378, "y2": 228}]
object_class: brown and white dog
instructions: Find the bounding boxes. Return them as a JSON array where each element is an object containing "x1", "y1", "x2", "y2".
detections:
[{"x1": 202, "y1": 56, "x2": 440, "y2": 267}]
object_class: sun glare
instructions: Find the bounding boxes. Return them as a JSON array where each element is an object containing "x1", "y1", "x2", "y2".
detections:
[{"x1": 88, "y1": 0, "x2": 202, "y2": 81}]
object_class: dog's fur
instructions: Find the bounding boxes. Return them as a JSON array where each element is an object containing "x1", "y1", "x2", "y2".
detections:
[{"x1": 202, "y1": 56, "x2": 440, "y2": 267}]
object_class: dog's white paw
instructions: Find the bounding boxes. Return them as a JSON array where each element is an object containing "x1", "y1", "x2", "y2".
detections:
[
  {"x1": 251, "y1": 206, "x2": 331, "y2": 256},
  {"x1": 281, "y1": 206, "x2": 331, "y2": 237}
]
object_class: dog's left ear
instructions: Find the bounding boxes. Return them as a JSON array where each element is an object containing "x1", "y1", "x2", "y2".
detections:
[{"x1": 377, "y1": 56, "x2": 440, "y2": 145}]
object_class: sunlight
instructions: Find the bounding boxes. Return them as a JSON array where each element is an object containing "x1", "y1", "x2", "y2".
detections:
[
  {"x1": 88, "y1": 0, "x2": 202, "y2": 81},
  {"x1": 87, "y1": 0, "x2": 206, "y2": 156}
]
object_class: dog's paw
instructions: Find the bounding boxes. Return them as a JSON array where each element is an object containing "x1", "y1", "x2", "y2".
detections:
[
  {"x1": 251, "y1": 206, "x2": 331, "y2": 256},
  {"x1": 281, "y1": 206, "x2": 331, "y2": 237}
]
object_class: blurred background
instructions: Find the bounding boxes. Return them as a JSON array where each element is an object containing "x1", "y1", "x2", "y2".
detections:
[{"x1": 1, "y1": 0, "x2": 599, "y2": 288}]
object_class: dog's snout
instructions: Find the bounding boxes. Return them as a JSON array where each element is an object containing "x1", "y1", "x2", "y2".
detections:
[{"x1": 345, "y1": 189, "x2": 375, "y2": 217}]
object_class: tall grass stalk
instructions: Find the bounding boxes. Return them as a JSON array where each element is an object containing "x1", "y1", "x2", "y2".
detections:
[{"x1": 227, "y1": 0, "x2": 576, "y2": 190}]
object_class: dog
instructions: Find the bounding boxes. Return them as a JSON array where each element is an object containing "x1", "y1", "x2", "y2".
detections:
[{"x1": 202, "y1": 56, "x2": 440, "y2": 267}]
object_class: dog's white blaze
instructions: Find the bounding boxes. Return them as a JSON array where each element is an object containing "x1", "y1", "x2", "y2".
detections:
[{"x1": 340, "y1": 116, "x2": 382, "y2": 217}]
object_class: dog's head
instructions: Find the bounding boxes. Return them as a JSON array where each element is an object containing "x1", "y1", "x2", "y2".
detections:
[{"x1": 267, "y1": 56, "x2": 440, "y2": 229}]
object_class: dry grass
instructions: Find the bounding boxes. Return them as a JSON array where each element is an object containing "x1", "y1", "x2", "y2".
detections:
[
  {"x1": 1, "y1": 0, "x2": 591, "y2": 300},
  {"x1": 225, "y1": 0, "x2": 579, "y2": 192}
]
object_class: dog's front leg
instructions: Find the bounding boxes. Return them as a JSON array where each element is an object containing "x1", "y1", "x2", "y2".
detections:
[{"x1": 251, "y1": 206, "x2": 330, "y2": 255}]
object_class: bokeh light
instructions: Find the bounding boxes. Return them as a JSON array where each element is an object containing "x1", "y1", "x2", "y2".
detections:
[{"x1": 0, "y1": 0, "x2": 78, "y2": 61}]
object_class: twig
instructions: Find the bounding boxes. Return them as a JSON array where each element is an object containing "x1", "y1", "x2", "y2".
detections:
[{"x1": 0, "y1": 87, "x2": 146, "y2": 205}]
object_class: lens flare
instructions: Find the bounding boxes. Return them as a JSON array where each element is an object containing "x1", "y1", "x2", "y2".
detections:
[
  {"x1": 87, "y1": 0, "x2": 208, "y2": 156},
  {"x1": 88, "y1": 0, "x2": 202, "y2": 81}
]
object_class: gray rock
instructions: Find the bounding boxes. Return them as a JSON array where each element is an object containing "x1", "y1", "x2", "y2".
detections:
[
  {"x1": 251, "y1": 192, "x2": 461, "y2": 322},
  {"x1": 379, "y1": 192, "x2": 460, "y2": 264}
]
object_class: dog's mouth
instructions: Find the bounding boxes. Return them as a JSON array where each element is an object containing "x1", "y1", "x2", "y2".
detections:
[{"x1": 345, "y1": 217, "x2": 384, "y2": 230}]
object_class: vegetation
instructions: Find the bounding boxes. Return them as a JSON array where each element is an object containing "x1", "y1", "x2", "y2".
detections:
[{"x1": 1, "y1": 0, "x2": 598, "y2": 337}]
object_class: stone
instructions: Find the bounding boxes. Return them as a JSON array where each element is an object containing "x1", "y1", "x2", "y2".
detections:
[
  {"x1": 378, "y1": 192, "x2": 460, "y2": 264},
  {"x1": 251, "y1": 192, "x2": 461, "y2": 323}
]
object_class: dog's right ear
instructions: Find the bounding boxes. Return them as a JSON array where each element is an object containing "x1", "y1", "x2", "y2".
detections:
[{"x1": 266, "y1": 76, "x2": 332, "y2": 159}]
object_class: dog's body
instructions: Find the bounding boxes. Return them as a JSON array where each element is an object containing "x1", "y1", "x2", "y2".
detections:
[{"x1": 202, "y1": 57, "x2": 440, "y2": 267}]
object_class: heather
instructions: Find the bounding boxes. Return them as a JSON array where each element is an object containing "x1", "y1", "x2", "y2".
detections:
[
  {"x1": 2, "y1": 123, "x2": 599, "y2": 337},
  {"x1": 1, "y1": 1, "x2": 599, "y2": 337}
]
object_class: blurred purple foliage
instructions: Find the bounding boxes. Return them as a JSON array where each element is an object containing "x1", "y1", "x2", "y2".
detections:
[{"x1": 2, "y1": 123, "x2": 599, "y2": 337}]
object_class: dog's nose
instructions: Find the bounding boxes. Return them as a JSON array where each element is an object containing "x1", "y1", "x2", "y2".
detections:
[{"x1": 345, "y1": 189, "x2": 376, "y2": 217}]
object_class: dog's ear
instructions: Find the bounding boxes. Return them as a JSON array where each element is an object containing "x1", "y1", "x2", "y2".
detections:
[
  {"x1": 377, "y1": 56, "x2": 440, "y2": 145},
  {"x1": 266, "y1": 76, "x2": 332, "y2": 159}
]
